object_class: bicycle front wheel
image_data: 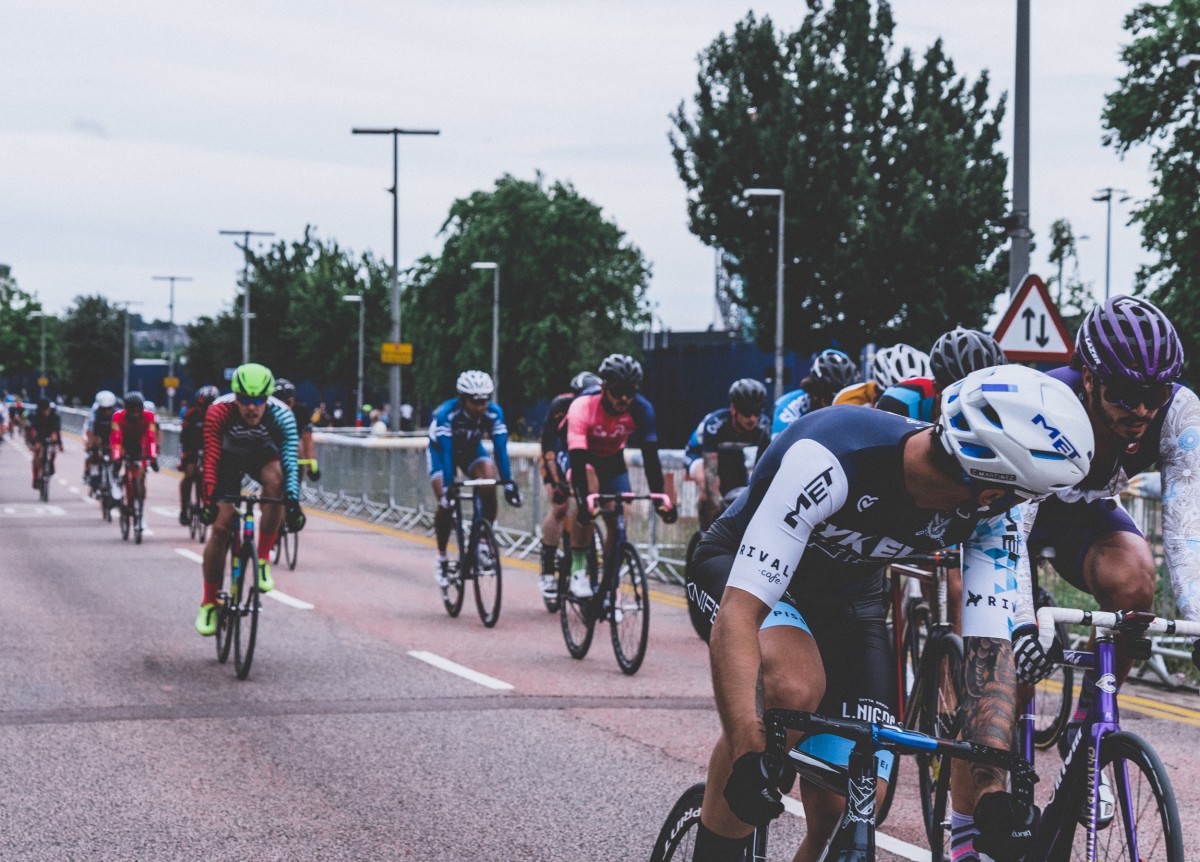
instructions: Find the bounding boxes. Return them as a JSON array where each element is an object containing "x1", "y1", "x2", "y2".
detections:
[
  {"x1": 134, "y1": 499, "x2": 144, "y2": 545},
  {"x1": 119, "y1": 504, "x2": 131, "y2": 541},
  {"x1": 1033, "y1": 587, "x2": 1074, "y2": 751},
  {"x1": 234, "y1": 549, "x2": 259, "y2": 680},
  {"x1": 1064, "y1": 731, "x2": 1184, "y2": 862},
  {"x1": 283, "y1": 523, "x2": 299, "y2": 570},
  {"x1": 440, "y1": 523, "x2": 466, "y2": 618},
  {"x1": 215, "y1": 594, "x2": 234, "y2": 664},
  {"x1": 611, "y1": 542, "x2": 650, "y2": 675},
  {"x1": 909, "y1": 631, "x2": 964, "y2": 855},
  {"x1": 650, "y1": 783, "x2": 709, "y2": 862},
  {"x1": 472, "y1": 520, "x2": 502, "y2": 628},
  {"x1": 272, "y1": 525, "x2": 284, "y2": 564},
  {"x1": 558, "y1": 535, "x2": 597, "y2": 659}
]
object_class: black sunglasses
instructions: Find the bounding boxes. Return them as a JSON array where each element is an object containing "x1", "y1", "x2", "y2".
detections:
[
  {"x1": 1100, "y1": 378, "x2": 1172, "y2": 412},
  {"x1": 606, "y1": 383, "x2": 637, "y2": 399},
  {"x1": 237, "y1": 395, "x2": 267, "y2": 407},
  {"x1": 466, "y1": 396, "x2": 490, "y2": 405}
]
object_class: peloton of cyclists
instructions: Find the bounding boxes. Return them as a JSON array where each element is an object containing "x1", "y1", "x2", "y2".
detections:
[
  {"x1": 82, "y1": 390, "x2": 119, "y2": 495},
  {"x1": 29, "y1": 398, "x2": 63, "y2": 490},
  {"x1": 562, "y1": 353, "x2": 677, "y2": 599},
  {"x1": 110, "y1": 391, "x2": 160, "y2": 506},
  {"x1": 685, "y1": 379, "x2": 770, "y2": 531},
  {"x1": 429, "y1": 370, "x2": 522, "y2": 589},
  {"x1": 274, "y1": 378, "x2": 320, "y2": 481},
  {"x1": 832, "y1": 343, "x2": 931, "y2": 408},
  {"x1": 537, "y1": 370, "x2": 603, "y2": 601},
  {"x1": 686, "y1": 365, "x2": 1094, "y2": 862},
  {"x1": 875, "y1": 327, "x2": 1007, "y2": 423},
  {"x1": 195, "y1": 363, "x2": 305, "y2": 636},
  {"x1": 770, "y1": 348, "x2": 861, "y2": 439}
]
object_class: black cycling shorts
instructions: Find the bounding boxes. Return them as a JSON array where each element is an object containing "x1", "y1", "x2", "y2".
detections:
[
  {"x1": 1027, "y1": 495, "x2": 1142, "y2": 593},
  {"x1": 215, "y1": 436, "x2": 280, "y2": 499}
]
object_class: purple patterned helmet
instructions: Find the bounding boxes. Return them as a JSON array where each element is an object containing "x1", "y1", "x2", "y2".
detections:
[{"x1": 1076, "y1": 296, "x2": 1183, "y2": 384}]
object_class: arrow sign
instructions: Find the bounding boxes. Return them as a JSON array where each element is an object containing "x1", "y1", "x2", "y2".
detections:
[{"x1": 992, "y1": 274, "x2": 1073, "y2": 362}]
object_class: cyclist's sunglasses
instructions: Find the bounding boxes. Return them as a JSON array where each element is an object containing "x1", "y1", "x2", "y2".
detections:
[
  {"x1": 1100, "y1": 377, "x2": 1172, "y2": 411},
  {"x1": 466, "y1": 396, "x2": 489, "y2": 405},
  {"x1": 237, "y1": 395, "x2": 268, "y2": 407},
  {"x1": 605, "y1": 383, "x2": 638, "y2": 399}
]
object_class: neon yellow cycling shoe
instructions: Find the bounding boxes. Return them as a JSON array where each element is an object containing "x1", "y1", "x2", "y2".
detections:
[
  {"x1": 257, "y1": 560, "x2": 274, "y2": 593},
  {"x1": 195, "y1": 603, "x2": 218, "y2": 637}
]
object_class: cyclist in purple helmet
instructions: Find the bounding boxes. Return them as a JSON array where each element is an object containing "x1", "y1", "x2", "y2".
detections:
[{"x1": 1010, "y1": 296, "x2": 1200, "y2": 810}]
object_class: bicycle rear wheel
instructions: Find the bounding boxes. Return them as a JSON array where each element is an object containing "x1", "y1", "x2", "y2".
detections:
[
  {"x1": 234, "y1": 548, "x2": 259, "y2": 680},
  {"x1": 558, "y1": 533, "x2": 597, "y2": 659},
  {"x1": 272, "y1": 524, "x2": 284, "y2": 564},
  {"x1": 472, "y1": 520, "x2": 502, "y2": 628},
  {"x1": 283, "y1": 522, "x2": 299, "y2": 570},
  {"x1": 440, "y1": 518, "x2": 466, "y2": 617},
  {"x1": 134, "y1": 499, "x2": 144, "y2": 545},
  {"x1": 611, "y1": 542, "x2": 650, "y2": 675},
  {"x1": 217, "y1": 538, "x2": 241, "y2": 664},
  {"x1": 1033, "y1": 587, "x2": 1074, "y2": 751},
  {"x1": 119, "y1": 504, "x2": 131, "y2": 541},
  {"x1": 650, "y1": 783, "x2": 712, "y2": 862},
  {"x1": 1063, "y1": 731, "x2": 1184, "y2": 862},
  {"x1": 39, "y1": 475, "x2": 48, "y2": 502},
  {"x1": 909, "y1": 631, "x2": 964, "y2": 856}
]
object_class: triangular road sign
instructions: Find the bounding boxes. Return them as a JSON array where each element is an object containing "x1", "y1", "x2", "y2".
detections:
[{"x1": 992, "y1": 274, "x2": 1073, "y2": 362}]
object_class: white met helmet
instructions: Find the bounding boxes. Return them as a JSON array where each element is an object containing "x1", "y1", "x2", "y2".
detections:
[
  {"x1": 872, "y1": 344, "x2": 932, "y2": 389},
  {"x1": 94, "y1": 390, "x2": 117, "y2": 409},
  {"x1": 456, "y1": 370, "x2": 494, "y2": 399},
  {"x1": 938, "y1": 365, "x2": 1093, "y2": 498}
]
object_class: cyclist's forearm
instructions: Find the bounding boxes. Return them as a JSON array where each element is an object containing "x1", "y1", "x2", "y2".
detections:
[
  {"x1": 709, "y1": 589, "x2": 771, "y2": 755},
  {"x1": 642, "y1": 445, "x2": 665, "y2": 494},
  {"x1": 702, "y1": 452, "x2": 721, "y2": 500},
  {"x1": 960, "y1": 636, "x2": 1016, "y2": 798}
]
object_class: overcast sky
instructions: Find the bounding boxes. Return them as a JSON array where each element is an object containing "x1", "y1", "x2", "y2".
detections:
[{"x1": 2, "y1": 1, "x2": 1152, "y2": 334}]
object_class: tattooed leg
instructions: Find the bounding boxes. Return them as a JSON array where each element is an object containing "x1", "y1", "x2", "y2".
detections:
[{"x1": 952, "y1": 636, "x2": 1017, "y2": 813}]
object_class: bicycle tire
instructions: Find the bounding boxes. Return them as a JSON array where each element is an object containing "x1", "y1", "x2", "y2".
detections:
[
  {"x1": 558, "y1": 532, "x2": 597, "y2": 660},
  {"x1": 134, "y1": 499, "x2": 144, "y2": 545},
  {"x1": 272, "y1": 525, "x2": 284, "y2": 564},
  {"x1": 119, "y1": 504, "x2": 131, "y2": 541},
  {"x1": 650, "y1": 783, "x2": 711, "y2": 862},
  {"x1": 440, "y1": 516, "x2": 466, "y2": 618},
  {"x1": 909, "y1": 632, "x2": 964, "y2": 856},
  {"x1": 542, "y1": 549, "x2": 563, "y2": 614},
  {"x1": 283, "y1": 522, "x2": 299, "y2": 570},
  {"x1": 234, "y1": 546, "x2": 259, "y2": 680},
  {"x1": 217, "y1": 537, "x2": 240, "y2": 664},
  {"x1": 1033, "y1": 587, "x2": 1074, "y2": 751},
  {"x1": 39, "y1": 476, "x2": 48, "y2": 502},
  {"x1": 611, "y1": 542, "x2": 650, "y2": 675},
  {"x1": 683, "y1": 530, "x2": 709, "y2": 641},
  {"x1": 472, "y1": 520, "x2": 502, "y2": 628}
]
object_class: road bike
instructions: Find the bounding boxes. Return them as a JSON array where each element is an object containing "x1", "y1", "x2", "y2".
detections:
[
  {"x1": 187, "y1": 455, "x2": 207, "y2": 544},
  {"x1": 271, "y1": 458, "x2": 315, "y2": 570},
  {"x1": 213, "y1": 494, "x2": 281, "y2": 680},
  {"x1": 557, "y1": 492, "x2": 667, "y2": 675},
  {"x1": 93, "y1": 451, "x2": 116, "y2": 522},
  {"x1": 117, "y1": 456, "x2": 149, "y2": 544},
  {"x1": 438, "y1": 479, "x2": 503, "y2": 628},
  {"x1": 34, "y1": 440, "x2": 56, "y2": 502},
  {"x1": 649, "y1": 707, "x2": 1036, "y2": 862}
]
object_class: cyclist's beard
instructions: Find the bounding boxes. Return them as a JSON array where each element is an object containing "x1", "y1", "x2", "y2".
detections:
[{"x1": 1089, "y1": 384, "x2": 1150, "y2": 444}]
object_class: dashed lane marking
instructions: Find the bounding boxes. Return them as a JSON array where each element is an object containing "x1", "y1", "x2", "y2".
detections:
[
  {"x1": 174, "y1": 548, "x2": 204, "y2": 564},
  {"x1": 172, "y1": 548, "x2": 314, "y2": 610},
  {"x1": 408, "y1": 650, "x2": 514, "y2": 691}
]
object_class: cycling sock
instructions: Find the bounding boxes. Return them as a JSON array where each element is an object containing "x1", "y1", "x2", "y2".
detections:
[
  {"x1": 203, "y1": 581, "x2": 219, "y2": 606},
  {"x1": 257, "y1": 532, "x2": 278, "y2": 559},
  {"x1": 571, "y1": 548, "x2": 589, "y2": 576},
  {"x1": 949, "y1": 809, "x2": 980, "y2": 862},
  {"x1": 539, "y1": 543, "x2": 557, "y2": 575},
  {"x1": 691, "y1": 822, "x2": 750, "y2": 862}
]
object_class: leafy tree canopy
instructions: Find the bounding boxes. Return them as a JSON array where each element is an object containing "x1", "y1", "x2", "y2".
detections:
[
  {"x1": 0, "y1": 273, "x2": 44, "y2": 385},
  {"x1": 670, "y1": 0, "x2": 1009, "y2": 356},
  {"x1": 403, "y1": 173, "x2": 650, "y2": 415},
  {"x1": 59, "y1": 295, "x2": 124, "y2": 398},
  {"x1": 1103, "y1": 0, "x2": 1200, "y2": 366}
]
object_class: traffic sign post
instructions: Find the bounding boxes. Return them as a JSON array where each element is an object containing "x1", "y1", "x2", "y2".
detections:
[
  {"x1": 380, "y1": 342, "x2": 413, "y2": 365},
  {"x1": 992, "y1": 274, "x2": 1073, "y2": 363}
]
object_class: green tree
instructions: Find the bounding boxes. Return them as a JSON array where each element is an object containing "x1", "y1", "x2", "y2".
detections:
[
  {"x1": 670, "y1": 2, "x2": 1009, "y2": 355},
  {"x1": 1102, "y1": 0, "x2": 1200, "y2": 366},
  {"x1": 186, "y1": 228, "x2": 392, "y2": 398},
  {"x1": 1046, "y1": 218, "x2": 1094, "y2": 332},
  {"x1": 60, "y1": 295, "x2": 124, "y2": 399},
  {"x1": 403, "y1": 173, "x2": 649, "y2": 417},
  {"x1": 0, "y1": 272, "x2": 44, "y2": 389}
]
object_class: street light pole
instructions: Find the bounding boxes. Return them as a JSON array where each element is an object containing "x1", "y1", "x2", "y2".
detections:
[
  {"x1": 1092, "y1": 188, "x2": 1128, "y2": 303},
  {"x1": 343, "y1": 295, "x2": 365, "y2": 425},
  {"x1": 471, "y1": 262, "x2": 500, "y2": 398},
  {"x1": 29, "y1": 311, "x2": 46, "y2": 398},
  {"x1": 115, "y1": 301, "x2": 144, "y2": 396},
  {"x1": 219, "y1": 230, "x2": 274, "y2": 364},
  {"x1": 152, "y1": 274, "x2": 192, "y2": 415},
  {"x1": 743, "y1": 188, "x2": 786, "y2": 401},
  {"x1": 352, "y1": 126, "x2": 441, "y2": 430}
]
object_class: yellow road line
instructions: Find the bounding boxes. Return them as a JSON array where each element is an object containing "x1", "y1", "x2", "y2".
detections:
[{"x1": 1037, "y1": 672, "x2": 1200, "y2": 726}]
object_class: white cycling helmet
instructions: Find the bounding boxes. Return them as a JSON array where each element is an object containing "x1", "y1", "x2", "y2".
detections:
[
  {"x1": 872, "y1": 344, "x2": 932, "y2": 389},
  {"x1": 94, "y1": 390, "x2": 117, "y2": 409},
  {"x1": 938, "y1": 365, "x2": 1093, "y2": 498},
  {"x1": 456, "y1": 370, "x2": 494, "y2": 399},
  {"x1": 144, "y1": 401, "x2": 156, "y2": 415}
]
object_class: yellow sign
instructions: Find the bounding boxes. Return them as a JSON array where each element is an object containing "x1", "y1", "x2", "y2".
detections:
[
  {"x1": 163, "y1": 376, "x2": 181, "y2": 388},
  {"x1": 380, "y1": 342, "x2": 413, "y2": 365},
  {"x1": 36, "y1": 376, "x2": 49, "y2": 387}
]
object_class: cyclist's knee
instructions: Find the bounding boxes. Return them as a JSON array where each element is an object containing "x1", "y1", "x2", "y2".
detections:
[{"x1": 1086, "y1": 535, "x2": 1155, "y2": 610}]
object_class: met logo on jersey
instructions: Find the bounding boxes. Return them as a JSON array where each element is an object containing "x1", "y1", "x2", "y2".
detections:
[
  {"x1": 1032, "y1": 413, "x2": 1083, "y2": 460},
  {"x1": 783, "y1": 467, "x2": 836, "y2": 527}
]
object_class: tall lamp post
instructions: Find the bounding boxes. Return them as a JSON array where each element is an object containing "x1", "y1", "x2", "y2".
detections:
[
  {"x1": 115, "y1": 301, "x2": 144, "y2": 396},
  {"x1": 1092, "y1": 188, "x2": 1129, "y2": 303},
  {"x1": 219, "y1": 230, "x2": 274, "y2": 364},
  {"x1": 29, "y1": 311, "x2": 47, "y2": 399},
  {"x1": 343, "y1": 295, "x2": 365, "y2": 426},
  {"x1": 471, "y1": 262, "x2": 500, "y2": 398},
  {"x1": 152, "y1": 274, "x2": 192, "y2": 415},
  {"x1": 352, "y1": 126, "x2": 441, "y2": 430},
  {"x1": 743, "y1": 188, "x2": 786, "y2": 401}
]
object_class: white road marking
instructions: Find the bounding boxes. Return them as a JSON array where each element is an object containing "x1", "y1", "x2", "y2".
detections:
[
  {"x1": 69, "y1": 485, "x2": 81, "y2": 495},
  {"x1": 0, "y1": 504, "x2": 66, "y2": 517},
  {"x1": 780, "y1": 796, "x2": 929, "y2": 862},
  {"x1": 172, "y1": 548, "x2": 313, "y2": 609},
  {"x1": 152, "y1": 506, "x2": 179, "y2": 519},
  {"x1": 407, "y1": 650, "x2": 514, "y2": 691}
]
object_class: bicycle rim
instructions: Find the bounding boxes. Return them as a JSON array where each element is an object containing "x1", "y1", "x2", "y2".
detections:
[
  {"x1": 272, "y1": 528, "x2": 283, "y2": 564},
  {"x1": 1061, "y1": 731, "x2": 1184, "y2": 862},
  {"x1": 913, "y1": 633, "x2": 964, "y2": 855},
  {"x1": 119, "y1": 506, "x2": 131, "y2": 540},
  {"x1": 650, "y1": 784, "x2": 712, "y2": 862},
  {"x1": 284, "y1": 525, "x2": 298, "y2": 570},
  {"x1": 134, "y1": 501, "x2": 143, "y2": 545},
  {"x1": 440, "y1": 517, "x2": 465, "y2": 617},
  {"x1": 215, "y1": 595, "x2": 234, "y2": 664},
  {"x1": 234, "y1": 551, "x2": 259, "y2": 680},
  {"x1": 1033, "y1": 594, "x2": 1074, "y2": 749},
  {"x1": 611, "y1": 543, "x2": 650, "y2": 674},
  {"x1": 558, "y1": 537, "x2": 596, "y2": 659},
  {"x1": 472, "y1": 521, "x2": 502, "y2": 628}
]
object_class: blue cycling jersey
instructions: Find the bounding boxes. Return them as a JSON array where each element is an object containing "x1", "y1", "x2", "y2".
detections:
[
  {"x1": 428, "y1": 398, "x2": 513, "y2": 483},
  {"x1": 771, "y1": 388, "x2": 813, "y2": 438}
]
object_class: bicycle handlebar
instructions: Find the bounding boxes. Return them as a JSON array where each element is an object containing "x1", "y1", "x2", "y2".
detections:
[
  {"x1": 215, "y1": 494, "x2": 286, "y2": 506},
  {"x1": 585, "y1": 492, "x2": 672, "y2": 511},
  {"x1": 1035, "y1": 606, "x2": 1200, "y2": 652}
]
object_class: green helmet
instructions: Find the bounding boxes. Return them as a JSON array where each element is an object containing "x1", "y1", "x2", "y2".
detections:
[{"x1": 231, "y1": 363, "x2": 275, "y2": 398}]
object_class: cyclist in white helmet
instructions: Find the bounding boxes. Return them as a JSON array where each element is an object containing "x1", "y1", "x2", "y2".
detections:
[{"x1": 833, "y1": 343, "x2": 931, "y2": 407}]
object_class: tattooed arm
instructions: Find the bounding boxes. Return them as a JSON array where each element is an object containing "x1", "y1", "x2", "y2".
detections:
[{"x1": 960, "y1": 636, "x2": 1017, "y2": 798}]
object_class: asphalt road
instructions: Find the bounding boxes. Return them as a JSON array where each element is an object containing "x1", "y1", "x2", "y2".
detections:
[{"x1": 3, "y1": 432, "x2": 1200, "y2": 861}]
